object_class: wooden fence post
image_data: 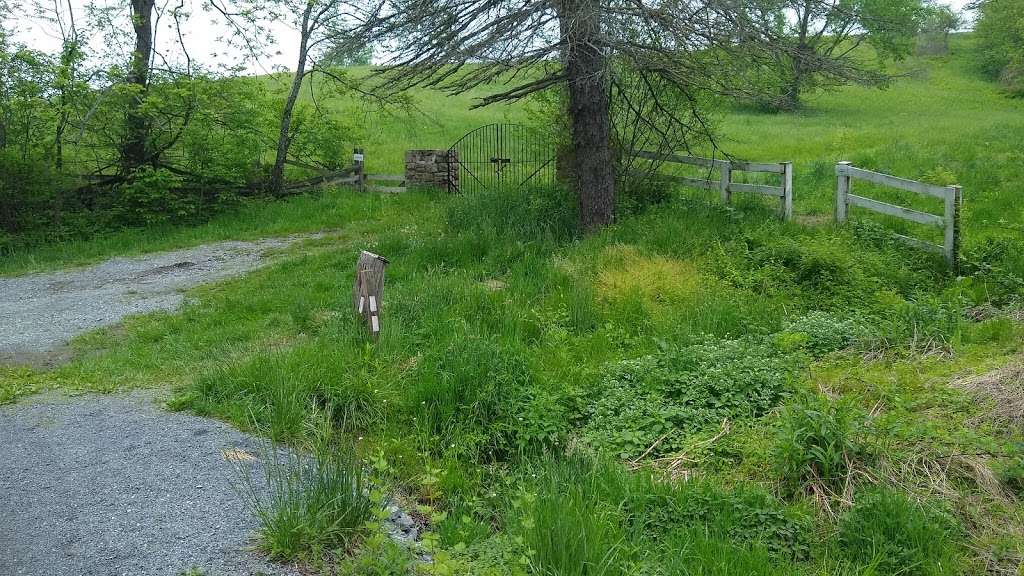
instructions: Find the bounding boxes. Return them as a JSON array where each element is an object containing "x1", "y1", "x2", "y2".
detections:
[
  {"x1": 719, "y1": 161, "x2": 732, "y2": 205},
  {"x1": 836, "y1": 161, "x2": 852, "y2": 224},
  {"x1": 781, "y1": 162, "x2": 793, "y2": 221},
  {"x1": 353, "y1": 148, "x2": 365, "y2": 192},
  {"x1": 945, "y1": 185, "x2": 961, "y2": 273},
  {"x1": 353, "y1": 250, "x2": 388, "y2": 340}
]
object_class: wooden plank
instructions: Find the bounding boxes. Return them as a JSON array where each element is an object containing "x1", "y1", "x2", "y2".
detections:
[
  {"x1": 664, "y1": 174, "x2": 716, "y2": 190},
  {"x1": 847, "y1": 194, "x2": 945, "y2": 227},
  {"x1": 730, "y1": 161, "x2": 786, "y2": 174},
  {"x1": 366, "y1": 174, "x2": 405, "y2": 182},
  {"x1": 837, "y1": 165, "x2": 952, "y2": 199},
  {"x1": 628, "y1": 169, "x2": 715, "y2": 190},
  {"x1": 893, "y1": 233, "x2": 944, "y2": 254},
  {"x1": 634, "y1": 149, "x2": 722, "y2": 169},
  {"x1": 728, "y1": 182, "x2": 785, "y2": 197}
]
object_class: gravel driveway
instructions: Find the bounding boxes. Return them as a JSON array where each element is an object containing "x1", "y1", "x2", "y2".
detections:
[
  {"x1": 0, "y1": 235, "x2": 315, "y2": 367},
  {"x1": 0, "y1": 389, "x2": 297, "y2": 576}
]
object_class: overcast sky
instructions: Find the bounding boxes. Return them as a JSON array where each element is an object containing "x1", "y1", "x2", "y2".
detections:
[{"x1": 10, "y1": 0, "x2": 976, "y2": 76}]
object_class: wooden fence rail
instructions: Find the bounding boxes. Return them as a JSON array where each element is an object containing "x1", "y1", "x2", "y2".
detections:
[
  {"x1": 835, "y1": 161, "x2": 961, "y2": 270},
  {"x1": 634, "y1": 150, "x2": 793, "y2": 220}
]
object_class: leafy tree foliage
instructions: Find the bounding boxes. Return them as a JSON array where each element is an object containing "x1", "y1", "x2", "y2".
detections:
[
  {"x1": 974, "y1": 0, "x2": 1024, "y2": 95},
  {"x1": 916, "y1": 3, "x2": 962, "y2": 56},
  {"x1": 737, "y1": 0, "x2": 925, "y2": 111}
]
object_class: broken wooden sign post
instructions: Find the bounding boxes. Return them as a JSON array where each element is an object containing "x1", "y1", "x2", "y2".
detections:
[{"x1": 353, "y1": 251, "x2": 388, "y2": 340}]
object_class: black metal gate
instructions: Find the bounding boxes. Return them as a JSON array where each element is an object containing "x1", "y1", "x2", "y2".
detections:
[{"x1": 447, "y1": 124, "x2": 556, "y2": 193}]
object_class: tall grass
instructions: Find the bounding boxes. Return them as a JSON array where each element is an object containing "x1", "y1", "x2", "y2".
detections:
[
  {"x1": 237, "y1": 417, "x2": 375, "y2": 562},
  {"x1": 506, "y1": 455, "x2": 807, "y2": 575},
  {"x1": 837, "y1": 487, "x2": 961, "y2": 576}
]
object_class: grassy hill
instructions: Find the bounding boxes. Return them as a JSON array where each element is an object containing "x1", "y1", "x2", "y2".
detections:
[{"x1": 3, "y1": 35, "x2": 1024, "y2": 575}]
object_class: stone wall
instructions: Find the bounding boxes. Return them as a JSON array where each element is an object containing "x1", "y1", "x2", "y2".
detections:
[{"x1": 404, "y1": 149, "x2": 457, "y2": 191}]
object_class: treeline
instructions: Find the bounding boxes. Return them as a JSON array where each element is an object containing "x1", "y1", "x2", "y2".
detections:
[
  {"x1": 0, "y1": 0, "x2": 372, "y2": 251},
  {"x1": 974, "y1": 0, "x2": 1024, "y2": 95}
]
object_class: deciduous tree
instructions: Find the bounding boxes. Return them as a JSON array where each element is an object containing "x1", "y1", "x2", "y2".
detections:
[{"x1": 739, "y1": 0, "x2": 924, "y2": 111}]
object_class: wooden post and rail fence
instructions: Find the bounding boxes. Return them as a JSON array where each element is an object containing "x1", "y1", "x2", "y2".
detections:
[
  {"x1": 296, "y1": 146, "x2": 964, "y2": 272},
  {"x1": 633, "y1": 150, "x2": 794, "y2": 220},
  {"x1": 286, "y1": 148, "x2": 407, "y2": 193},
  {"x1": 835, "y1": 161, "x2": 961, "y2": 272}
]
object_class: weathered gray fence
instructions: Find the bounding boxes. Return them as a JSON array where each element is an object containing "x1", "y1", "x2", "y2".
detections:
[
  {"x1": 634, "y1": 150, "x2": 794, "y2": 220},
  {"x1": 835, "y1": 161, "x2": 961, "y2": 270}
]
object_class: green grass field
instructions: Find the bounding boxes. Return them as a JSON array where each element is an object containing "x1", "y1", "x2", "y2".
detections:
[{"x1": 3, "y1": 35, "x2": 1024, "y2": 575}]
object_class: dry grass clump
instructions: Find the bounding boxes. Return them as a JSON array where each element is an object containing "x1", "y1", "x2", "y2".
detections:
[{"x1": 954, "y1": 357, "x2": 1024, "y2": 427}]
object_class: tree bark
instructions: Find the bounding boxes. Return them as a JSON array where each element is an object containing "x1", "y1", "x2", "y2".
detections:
[
  {"x1": 778, "y1": 0, "x2": 811, "y2": 109},
  {"x1": 268, "y1": 1, "x2": 315, "y2": 196},
  {"x1": 121, "y1": 0, "x2": 155, "y2": 172},
  {"x1": 560, "y1": 0, "x2": 614, "y2": 231}
]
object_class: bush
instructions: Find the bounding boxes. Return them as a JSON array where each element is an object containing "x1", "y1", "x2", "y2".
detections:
[
  {"x1": 0, "y1": 151, "x2": 60, "y2": 238},
  {"x1": 583, "y1": 337, "x2": 799, "y2": 459},
  {"x1": 838, "y1": 487, "x2": 961, "y2": 575},
  {"x1": 773, "y1": 395, "x2": 870, "y2": 495},
  {"x1": 777, "y1": 311, "x2": 868, "y2": 357},
  {"x1": 617, "y1": 175, "x2": 673, "y2": 217},
  {"x1": 625, "y1": 476, "x2": 811, "y2": 560},
  {"x1": 111, "y1": 167, "x2": 195, "y2": 226},
  {"x1": 975, "y1": 0, "x2": 1024, "y2": 95}
]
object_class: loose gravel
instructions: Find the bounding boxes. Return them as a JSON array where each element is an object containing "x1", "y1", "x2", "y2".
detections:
[
  {"x1": 0, "y1": 235, "x2": 316, "y2": 367},
  {"x1": 0, "y1": 389, "x2": 298, "y2": 576}
]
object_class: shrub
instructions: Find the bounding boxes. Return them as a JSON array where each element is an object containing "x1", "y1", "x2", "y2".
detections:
[
  {"x1": 773, "y1": 395, "x2": 870, "y2": 495},
  {"x1": 0, "y1": 151, "x2": 60, "y2": 238},
  {"x1": 583, "y1": 337, "x2": 799, "y2": 459},
  {"x1": 237, "y1": 426, "x2": 375, "y2": 561},
  {"x1": 838, "y1": 487, "x2": 961, "y2": 575},
  {"x1": 112, "y1": 167, "x2": 194, "y2": 226},
  {"x1": 777, "y1": 311, "x2": 868, "y2": 357},
  {"x1": 625, "y1": 476, "x2": 811, "y2": 560},
  {"x1": 617, "y1": 175, "x2": 673, "y2": 217}
]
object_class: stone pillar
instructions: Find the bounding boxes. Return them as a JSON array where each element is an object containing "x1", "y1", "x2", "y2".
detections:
[{"x1": 404, "y1": 149, "x2": 458, "y2": 192}]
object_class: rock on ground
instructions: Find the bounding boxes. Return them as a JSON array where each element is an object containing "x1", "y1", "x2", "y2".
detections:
[
  {"x1": 0, "y1": 389, "x2": 298, "y2": 576},
  {"x1": 0, "y1": 235, "x2": 316, "y2": 368}
]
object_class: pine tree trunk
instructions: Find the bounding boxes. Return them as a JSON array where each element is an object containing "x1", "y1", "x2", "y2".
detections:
[
  {"x1": 121, "y1": 0, "x2": 155, "y2": 172},
  {"x1": 561, "y1": 0, "x2": 614, "y2": 231},
  {"x1": 268, "y1": 2, "x2": 315, "y2": 196}
]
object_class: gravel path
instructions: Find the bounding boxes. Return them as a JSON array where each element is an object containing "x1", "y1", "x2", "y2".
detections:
[
  {"x1": 0, "y1": 235, "x2": 316, "y2": 367},
  {"x1": 0, "y1": 389, "x2": 298, "y2": 576}
]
